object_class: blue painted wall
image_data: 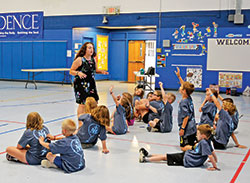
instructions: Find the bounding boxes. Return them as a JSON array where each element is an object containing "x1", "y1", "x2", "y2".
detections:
[{"x1": 1, "y1": 10, "x2": 250, "y2": 91}]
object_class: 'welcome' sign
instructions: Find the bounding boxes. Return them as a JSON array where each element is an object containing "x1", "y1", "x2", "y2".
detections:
[{"x1": 0, "y1": 11, "x2": 43, "y2": 39}]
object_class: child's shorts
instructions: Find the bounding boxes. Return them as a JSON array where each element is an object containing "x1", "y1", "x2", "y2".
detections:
[
  {"x1": 180, "y1": 133, "x2": 197, "y2": 147},
  {"x1": 142, "y1": 112, "x2": 150, "y2": 124},
  {"x1": 54, "y1": 156, "x2": 64, "y2": 170},
  {"x1": 166, "y1": 152, "x2": 185, "y2": 166},
  {"x1": 212, "y1": 138, "x2": 226, "y2": 150}
]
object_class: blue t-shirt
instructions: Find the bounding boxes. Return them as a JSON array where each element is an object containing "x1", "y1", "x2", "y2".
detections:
[
  {"x1": 49, "y1": 135, "x2": 85, "y2": 173},
  {"x1": 199, "y1": 102, "x2": 217, "y2": 127},
  {"x1": 159, "y1": 102, "x2": 173, "y2": 132},
  {"x1": 148, "y1": 100, "x2": 164, "y2": 121},
  {"x1": 18, "y1": 125, "x2": 50, "y2": 165},
  {"x1": 133, "y1": 95, "x2": 141, "y2": 107},
  {"x1": 178, "y1": 96, "x2": 197, "y2": 137},
  {"x1": 232, "y1": 110, "x2": 239, "y2": 131},
  {"x1": 112, "y1": 104, "x2": 128, "y2": 135},
  {"x1": 77, "y1": 114, "x2": 107, "y2": 144},
  {"x1": 214, "y1": 109, "x2": 234, "y2": 145},
  {"x1": 184, "y1": 139, "x2": 213, "y2": 167}
]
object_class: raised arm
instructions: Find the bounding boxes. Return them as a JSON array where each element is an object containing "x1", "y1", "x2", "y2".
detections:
[
  {"x1": 206, "y1": 88, "x2": 222, "y2": 111},
  {"x1": 110, "y1": 86, "x2": 119, "y2": 106},
  {"x1": 159, "y1": 82, "x2": 167, "y2": 104},
  {"x1": 175, "y1": 67, "x2": 184, "y2": 85},
  {"x1": 199, "y1": 97, "x2": 208, "y2": 112}
]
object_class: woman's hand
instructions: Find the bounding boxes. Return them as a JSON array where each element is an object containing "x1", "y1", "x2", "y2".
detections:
[{"x1": 78, "y1": 72, "x2": 87, "y2": 79}]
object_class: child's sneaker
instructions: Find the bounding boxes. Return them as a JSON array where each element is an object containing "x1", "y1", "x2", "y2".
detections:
[
  {"x1": 139, "y1": 147, "x2": 149, "y2": 157},
  {"x1": 139, "y1": 152, "x2": 146, "y2": 163},
  {"x1": 6, "y1": 153, "x2": 18, "y2": 162},
  {"x1": 146, "y1": 126, "x2": 152, "y2": 132},
  {"x1": 41, "y1": 160, "x2": 57, "y2": 168}
]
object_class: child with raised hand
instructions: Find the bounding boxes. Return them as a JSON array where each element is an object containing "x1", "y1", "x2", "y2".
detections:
[
  {"x1": 208, "y1": 89, "x2": 246, "y2": 149},
  {"x1": 76, "y1": 105, "x2": 110, "y2": 153},
  {"x1": 122, "y1": 92, "x2": 135, "y2": 126},
  {"x1": 175, "y1": 67, "x2": 197, "y2": 151},
  {"x1": 139, "y1": 124, "x2": 219, "y2": 171},
  {"x1": 147, "y1": 81, "x2": 176, "y2": 132},
  {"x1": 199, "y1": 89, "x2": 218, "y2": 127},
  {"x1": 106, "y1": 85, "x2": 131, "y2": 135},
  {"x1": 39, "y1": 119, "x2": 85, "y2": 173},
  {"x1": 6, "y1": 112, "x2": 50, "y2": 165}
]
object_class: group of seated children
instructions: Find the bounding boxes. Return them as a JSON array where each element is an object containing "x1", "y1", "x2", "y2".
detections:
[
  {"x1": 5, "y1": 67, "x2": 246, "y2": 173},
  {"x1": 139, "y1": 67, "x2": 246, "y2": 171}
]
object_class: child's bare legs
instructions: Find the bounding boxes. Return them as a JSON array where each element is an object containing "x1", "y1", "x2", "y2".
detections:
[
  {"x1": 46, "y1": 152, "x2": 57, "y2": 163},
  {"x1": 6, "y1": 146, "x2": 28, "y2": 164},
  {"x1": 149, "y1": 118, "x2": 159, "y2": 128},
  {"x1": 139, "y1": 148, "x2": 167, "y2": 163},
  {"x1": 147, "y1": 154, "x2": 167, "y2": 162}
]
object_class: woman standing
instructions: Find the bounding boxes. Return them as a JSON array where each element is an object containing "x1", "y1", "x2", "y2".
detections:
[{"x1": 70, "y1": 42, "x2": 108, "y2": 127}]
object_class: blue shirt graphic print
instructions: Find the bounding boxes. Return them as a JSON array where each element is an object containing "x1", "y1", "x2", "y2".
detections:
[
  {"x1": 77, "y1": 114, "x2": 107, "y2": 144},
  {"x1": 18, "y1": 125, "x2": 50, "y2": 165},
  {"x1": 49, "y1": 135, "x2": 85, "y2": 173}
]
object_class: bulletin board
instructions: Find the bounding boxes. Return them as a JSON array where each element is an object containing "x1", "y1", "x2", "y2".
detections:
[{"x1": 97, "y1": 35, "x2": 108, "y2": 71}]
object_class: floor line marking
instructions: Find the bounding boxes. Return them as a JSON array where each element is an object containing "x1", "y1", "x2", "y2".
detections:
[
  {"x1": 230, "y1": 148, "x2": 250, "y2": 183},
  {"x1": 0, "y1": 120, "x2": 25, "y2": 124},
  {"x1": 0, "y1": 114, "x2": 76, "y2": 136},
  {"x1": 108, "y1": 136, "x2": 245, "y2": 156},
  {"x1": 0, "y1": 123, "x2": 8, "y2": 127}
]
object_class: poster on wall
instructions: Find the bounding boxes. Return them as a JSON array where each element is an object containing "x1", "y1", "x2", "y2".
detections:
[
  {"x1": 157, "y1": 54, "x2": 166, "y2": 67},
  {"x1": 0, "y1": 11, "x2": 43, "y2": 39},
  {"x1": 97, "y1": 35, "x2": 108, "y2": 71},
  {"x1": 218, "y1": 72, "x2": 243, "y2": 88},
  {"x1": 186, "y1": 68, "x2": 202, "y2": 88}
]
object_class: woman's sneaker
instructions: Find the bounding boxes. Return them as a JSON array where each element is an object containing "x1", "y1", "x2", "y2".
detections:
[
  {"x1": 139, "y1": 148, "x2": 149, "y2": 157},
  {"x1": 41, "y1": 160, "x2": 57, "y2": 168}
]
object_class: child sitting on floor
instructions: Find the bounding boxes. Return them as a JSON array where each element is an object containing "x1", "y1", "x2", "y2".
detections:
[
  {"x1": 147, "y1": 82, "x2": 176, "y2": 133},
  {"x1": 139, "y1": 124, "x2": 219, "y2": 171},
  {"x1": 39, "y1": 119, "x2": 85, "y2": 173},
  {"x1": 6, "y1": 112, "x2": 50, "y2": 165},
  {"x1": 199, "y1": 88, "x2": 217, "y2": 127},
  {"x1": 76, "y1": 105, "x2": 110, "y2": 153},
  {"x1": 106, "y1": 86, "x2": 131, "y2": 135}
]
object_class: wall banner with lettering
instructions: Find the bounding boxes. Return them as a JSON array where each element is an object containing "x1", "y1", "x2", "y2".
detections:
[{"x1": 0, "y1": 11, "x2": 43, "y2": 39}]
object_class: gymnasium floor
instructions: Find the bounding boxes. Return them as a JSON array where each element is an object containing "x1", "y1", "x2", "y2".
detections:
[{"x1": 0, "y1": 80, "x2": 249, "y2": 183}]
